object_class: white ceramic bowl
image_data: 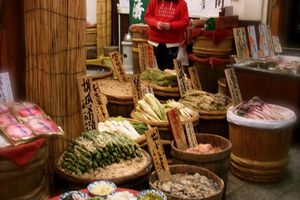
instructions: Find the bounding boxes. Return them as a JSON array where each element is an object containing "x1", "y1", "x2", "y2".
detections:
[{"x1": 87, "y1": 180, "x2": 117, "y2": 197}]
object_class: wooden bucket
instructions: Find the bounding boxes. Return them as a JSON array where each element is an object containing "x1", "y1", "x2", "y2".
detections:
[
  {"x1": 86, "y1": 64, "x2": 113, "y2": 80},
  {"x1": 229, "y1": 123, "x2": 293, "y2": 183},
  {"x1": 217, "y1": 78, "x2": 227, "y2": 95},
  {"x1": 107, "y1": 98, "x2": 134, "y2": 118},
  {"x1": 198, "y1": 115, "x2": 229, "y2": 139},
  {"x1": 149, "y1": 164, "x2": 224, "y2": 200},
  {"x1": 0, "y1": 141, "x2": 49, "y2": 200},
  {"x1": 171, "y1": 134, "x2": 231, "y2": 190},
  {"x1": 86, "y1": 27, "x2": 97, "y2": 46}
]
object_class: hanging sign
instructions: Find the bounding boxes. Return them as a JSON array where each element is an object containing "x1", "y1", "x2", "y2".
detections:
[
  {"x1": 224, "y1": 68, "x2": 242, "y2": 105},
  {"x1": 92, "y1": 82, "x2": 110, "y2": 122},
  {"x1": 272, "y1": 36, "x2": 283, "y2": 54},
  {"x1": 138, "y1": 43, "x2": 158, "y2": 72},
  {"x1": 145, "y1": 128, "x2": 171, "y2": 182},
  {"x1": 184, "y1": 122, "x2": 198, "y2": 148},
  {"x1": 109, "y1": 51, "x2": 127, "y2": 82},
  {"x1": 0, "y1": 72, "x2": 14, "y2": 103},
  {"x1": 188, "y1": 67, "x2": 202, "y2": 90},
  {"x1": 129, "y1": 0, "x2": 149, "y2": 24},
  {"x1": 166, "y1": 108, "x2": 188, "y2": 150},
  {"x1": 233, "y1": 27, "x2": 250, "y2": 58},
  {"x1": 130, "y1": 74, "x2": 143, "y2": 107},
  {"x1": 77, "y1": 76, "x2": 98, "y2": 131},
  {"x1": 258, "y1": 24, "x2": 270, "y2": 58},
  {"x1": 174, "y1": 60, "x2": 192, "y2": 96},
  {"x1": 247, "y1": 26, "x2": 259, "y2": 59}
]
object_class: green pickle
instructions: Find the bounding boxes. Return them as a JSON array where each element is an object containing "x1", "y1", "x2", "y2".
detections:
[{"x1": 138, "y1": 193, "x2": 163, "y2": 200}]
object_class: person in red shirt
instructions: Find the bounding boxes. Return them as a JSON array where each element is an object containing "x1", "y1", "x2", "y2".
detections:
[{"x1": 145, "y1": 0, "x2": 189, "y2": 70}]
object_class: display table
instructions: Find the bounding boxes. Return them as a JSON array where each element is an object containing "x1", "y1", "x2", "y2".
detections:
[{"x1": 50, "y1": 188, "x2": 139, "y2": 200}]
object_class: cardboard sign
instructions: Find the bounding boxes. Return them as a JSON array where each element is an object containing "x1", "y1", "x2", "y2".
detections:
[
  {"x1": 0, "y1": 72, "x2": 14, "y2": 103},
  {"x1": 145, "y1": 128, "x2": 171, "y2": 182},
  {"x1": 77, "y1": 76, "x2": 98, "y2": 131},
  {"x1": 272, "y1": 36, "x2": 283, "y2": 54},
  {"x1": 138, "y1": 43, "x2": 158, "y2": 72},
  {"x1": 258, "y1": 24, "x2": 270, "y2": 57},
  {"x1": 233, "y1": 27, "x2": 250, "y2": 58},
  {"x1": 109, "y1": 51, "x2": 127, "y2": 82},
  {"x1": 225, "y1": 68, "x2": 242, "y2": 105},
  {"x1": 174, "y1": 59, "x2": 191, "y2": 96},
  {"x1": 188, "y1": 67, "x2": 202, "y2": 90},
  {"x1": 166, "y1": 108, "x2": 188, "y2": 150},
  {"x1": 247, "y1": 26, "x2": 259, "y2": 59},
  {"x1": 130, "y1": 74, "x2": 143, "y2": 107},
  {"x1": 92, "y1": 82, "x2": 110, "y2": 122},
  {"x1": 184, "y1": 122, "x2": 198, "y2": 148}
]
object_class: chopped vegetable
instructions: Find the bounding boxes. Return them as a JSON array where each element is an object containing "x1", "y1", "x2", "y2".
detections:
[{"x1": 141, "y1": 69, "x2": 178, "y2": 87}]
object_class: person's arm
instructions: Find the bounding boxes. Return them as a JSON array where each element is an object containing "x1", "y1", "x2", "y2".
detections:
[
  {"x1": 144, "y1": 0, "x2": 159, "y2": 29},
  {"x1": 169, "y1": 1, "x2": 189, "y2": 30}
]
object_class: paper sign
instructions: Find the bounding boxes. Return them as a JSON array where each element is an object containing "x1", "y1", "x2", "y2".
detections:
[
  {"x1": 225, "y1": 68, "x2": 242, "y2": 105},
  {"x1": 233, "y1": 28, "x2": 250, "y2": 58},
  {"x1": 166, "y1": 108, "x2": 188, "y2": 150},
  {"x1": 142, "y1": 84, "x2": 154, "y2": 95},
  {"x1": 77, "y1": 76, "x2": 98, "y2": 131},
  {"x1": 145, "y1": 128, "x2": 171, "y2": 182},
  {"x1": 92, "y1": 82, "x2": 110, "y2": 122},
  {"x1": 258, "y1": 25, "x2": 270, "y2": 57},
  {"x1": 184, "y1": 122, "x2": 198, "y2": 148},
  {"x1": 109, "y1": 51, "x2": 127, "y2": 82},
  {"x1": 247, "y1": 26, "x2": 259, "y2": 59},
  {"x1": 0, "y1": 72, "x2": 14, "y2": 103},
  {"x1": 266, "y1": 25, "x2": 275, "y2": 57},
  {"x1": 174, "y1": 59, "x2": 192, "y2": 96},
  {"x1": 188, "y1": 67, "x2": 202, "y2": 90},
  {"x1": 272, "y1": 36, "x2": 283, "y2": 54},
  {"x1": 130, "y1": 75, "x2": 143, "y2": 107},
  {"x1": 138, "y1": 43, "x2": 158, "y2": 72}
]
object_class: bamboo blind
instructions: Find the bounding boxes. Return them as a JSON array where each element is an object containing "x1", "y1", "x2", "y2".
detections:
[
  {"x1": 24, "y1": 0, "x2": 86, "y2": 179},
  {"x1": 97, "y1": 0, "x2": 111, "y2": 55}
]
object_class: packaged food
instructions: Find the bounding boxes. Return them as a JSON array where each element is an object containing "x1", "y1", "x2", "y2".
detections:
[
  {"x1": 24, "y1": 117, "x2": 63, "y2": 136},
  {"x1": 0, "y1": 104, "x2": 9, "y2": 114},
  {"x1": 12, "y1": 102, "x2": 44, "y2": 118},
  {"x1": 2, "y1": 123, "x2": 35, "y2": 143},
  {"x1": 0, "y1": 113, "x2": 19, "y2": 127}
]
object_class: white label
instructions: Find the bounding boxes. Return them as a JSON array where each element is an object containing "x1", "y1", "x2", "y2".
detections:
[{"x1": 0, "y1": 72, "x2": 14, "y2": 103}]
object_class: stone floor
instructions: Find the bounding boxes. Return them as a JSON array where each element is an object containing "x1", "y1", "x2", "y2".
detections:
[{"x1": 225, "y1": 142, "x2": 300, "y2": 200}]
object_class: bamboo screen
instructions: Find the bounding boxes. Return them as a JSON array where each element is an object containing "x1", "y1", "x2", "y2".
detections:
[
  {"x1": 97, "y1": 0, "x2": 111, "y2": 55},
  {"x1": 24, "y1": 0, "x2": 86, "y2": 177}
]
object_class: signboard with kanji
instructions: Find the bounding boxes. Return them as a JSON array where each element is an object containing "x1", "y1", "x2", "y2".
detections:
[
  {"x1": 0, "y1": 72, "x2": 13, "y2": 103},
  {"x1": 130, "y1": 0, "x2": 148, "y2": 24},
  {"x1": 225, "y1": 68, "x2": 242, "y2": 105}
]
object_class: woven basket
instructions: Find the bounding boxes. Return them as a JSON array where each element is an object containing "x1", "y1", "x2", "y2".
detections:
[
  {"x1": 86, "y1": 64, "x2": 113, "y2": 80},
  {"x1": 86, "y1": 28, "x2": 97, "y2": 46},
  {"x1": 149, "y1": 164, "x2": 224, "y2": 200}
]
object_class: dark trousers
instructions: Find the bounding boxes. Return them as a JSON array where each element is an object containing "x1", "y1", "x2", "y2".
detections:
[{"x1": 153, "y1": 44, "x2": 178, "y2": 70}]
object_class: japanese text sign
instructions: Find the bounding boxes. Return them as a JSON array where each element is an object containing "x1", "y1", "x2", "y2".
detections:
[
  {"x1": 188, "y1": 67, "x2": 202, "y2": 90},
  {"x1": 92, "y1": 82, "x2": 110, "y2": 122},
  {"x1": 130, "y1": 74, "x2": 143, "y2": 107},
  {"x1": 109, "y1": 51, "x2": 127, "y2": 82},
  {"x1": 225, "y1": 68, "x2": 242, "y2": 105}
]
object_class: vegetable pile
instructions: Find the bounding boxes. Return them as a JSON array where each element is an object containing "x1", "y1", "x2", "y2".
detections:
[
  {"x1": 233, "y1": 96, "x2": 285, "y2": 120},
  {"x1": 60, "y1": 130, "x2": 142, "y2": 175},
  {"x1": 141, "y1": 69, "x2": 178, "y2": 87},
  {"x1": 180, "y1": 90, "x2": 231, "y2": 112}
]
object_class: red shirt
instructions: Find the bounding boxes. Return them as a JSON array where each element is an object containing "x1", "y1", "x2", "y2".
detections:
[{"x1": 145, "y1": 0, "x2": 189, "y2": 44}]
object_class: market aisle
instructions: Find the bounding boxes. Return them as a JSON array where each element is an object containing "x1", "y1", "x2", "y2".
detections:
[{"x1": 226, "y1": 142, "x2": 300, "y2": 200}]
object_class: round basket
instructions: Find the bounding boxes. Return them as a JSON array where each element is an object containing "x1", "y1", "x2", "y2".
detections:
[
  {"x1": 56, "y1": 149, "x2": 152, "y2": 185},
  {"x1": 86, "y1": 64, "x2": 113, "y2": 80},
  {"x1": 149, "y1": 164, "x2": 224, "y2": 200}
]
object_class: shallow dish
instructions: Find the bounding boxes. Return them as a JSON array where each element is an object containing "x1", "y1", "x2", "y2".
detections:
[
  {"x1": 87, "y1": 180, "x2": 117, "y2": 197},
  {"x1": 59, "y1": 191, "x2": 89, "y2": 200},
  {"x1": 107, "y1": 191, "x2": 137, "y2": 200},
  {"x1": 137, "y1": 189, "x2": 167, "y2": 200}
]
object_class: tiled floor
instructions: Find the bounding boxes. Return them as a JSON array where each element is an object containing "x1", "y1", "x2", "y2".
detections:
[{"x1": 225, "y1": 143, "x2": 300, "y2": 200}]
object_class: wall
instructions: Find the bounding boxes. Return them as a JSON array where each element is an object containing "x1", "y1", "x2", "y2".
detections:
[
  {"x1": 86, "y1": 0, "x2": 97, "y2": 25},
  {"x1": 232, "y1": 0, "x2": 267, "y2": 21}
]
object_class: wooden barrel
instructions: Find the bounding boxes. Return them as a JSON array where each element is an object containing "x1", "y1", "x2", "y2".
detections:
[
  {"x1": 107, "y1": 98, "x2": 134, "y2": 118},
  {"x1": 197, "y1": 115, "x2": 229, "y2": 139},
  {"x1": 171, "y1": 134, "x2": 231, "y2": 190},
  {"x1": 0, "y1": 141, "x2": 49, "y2": 200},
  {"x1": 229, "y1": 123, "x2": 293, "y2": 183},
  {"x1": 149, "y1": 164, "x2": 224, "y2": 200}
]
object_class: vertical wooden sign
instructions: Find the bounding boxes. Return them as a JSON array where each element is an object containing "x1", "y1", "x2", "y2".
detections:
[
  {"x1": 266, "y1": 25, "x2": 275, "y2": 57},
  {"x1": 224, "y1": 68, "x2": 242, "y2": 105},
  {"x1": 142, "y1": 84, "x2": 154, "y2": 95},
  {"x1": 233, "y1": 27, "x2": 250, "y2": 58},
  {"x1": 184, "y1": 122, "x2": 198, "y2": 148},
  {"x1": 188, "y1": 67, "x2": 202, "y2": 90},
  {"x1": 145, "y1": 128, "x2": 171, "y2": 182},
  {"x1": 138, "y1": 44, "x2": 146, "y2": 72},
  {"x1": 247, "y1": 26, "x2": 259, "y2": 59},
  {"x1": 258, "y1": 24, "x2": 270, "y2": 58},
  {"x1": 130, "y1": 74, "x2": 143, "y2": 107},
  {"x1": 109, "y1": 51, "x2": 127, "y2": 82},
  {"x1": 77, "y1": 76, "x2": 98, "y2": 131},
  {"x1": 272, "y1": 36, "x2": 282, "y2": 54},
  {"x1": 166, "y1": 108, "x2": 188, "y2": 150},
  {"x1": 138, "y1": 43, "x2": 158, "y2": 72},
  {"x1": 174, "y1": 59, "x2": 192, "y2": 96},
  {"x1": 0, "y1": 72, "x2": 14, "y2": 103},
  {"x1": 92, "y1": 82, "x2": 110, "y2": 122}
]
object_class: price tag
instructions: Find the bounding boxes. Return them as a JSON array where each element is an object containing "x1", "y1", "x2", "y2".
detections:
[
  {"x1": 233, "y1": 27, "x2": 250, "y2": 58},
  {"x1": 77, "y1": 76, "x2": 98, "y2": 131},
  {"x1": 174, "y1": 59, "x2": 191, "y2": 96},
  {"x1": 184, "y1": 122, "x2": 198, "y2": 148},
  {"x1": 272, "y1": 36, "x2": 282, "y2": 54},
  {"x1": 138, "y1": 43, "x2": 158, "y2": 72},
  {"x1": 130, "y1": 74, "x2": 143, "y2": 107},
  {"x1": 224, "y1": 68, "x2": 242, "y2": 105},
  {"x1": 258, "y1": 25, "x2": 270, "y2": 58},
  {"x1": 109, "y1": 51, "x2": 126, "y2": 82},
  {"x1": 188, "y1": 67, "x2": 202, "y2": 90},
  {"x1": 145, "y1": 128, "x2": 171, "y2": 182},
  {"x1": 247, "y1": 26, "x2": 259, "y2": 59},
  {"x1": 166, "y1": 108, "x2": 188, "y2": 150},
  {"x1": 0, "y1": 72, "x2": 14, "y2": 103},
  {"x1": 92, "y1": 82, "x2": 109, "y2": 122}
]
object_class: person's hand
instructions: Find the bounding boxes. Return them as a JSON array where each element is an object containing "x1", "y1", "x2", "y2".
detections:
[
  {"x1": 157, "y1": 21, "x2": 164, "y2": 30},
  {"x1": 162, "y1": 22, "x2": 170, "y2": 30}
]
